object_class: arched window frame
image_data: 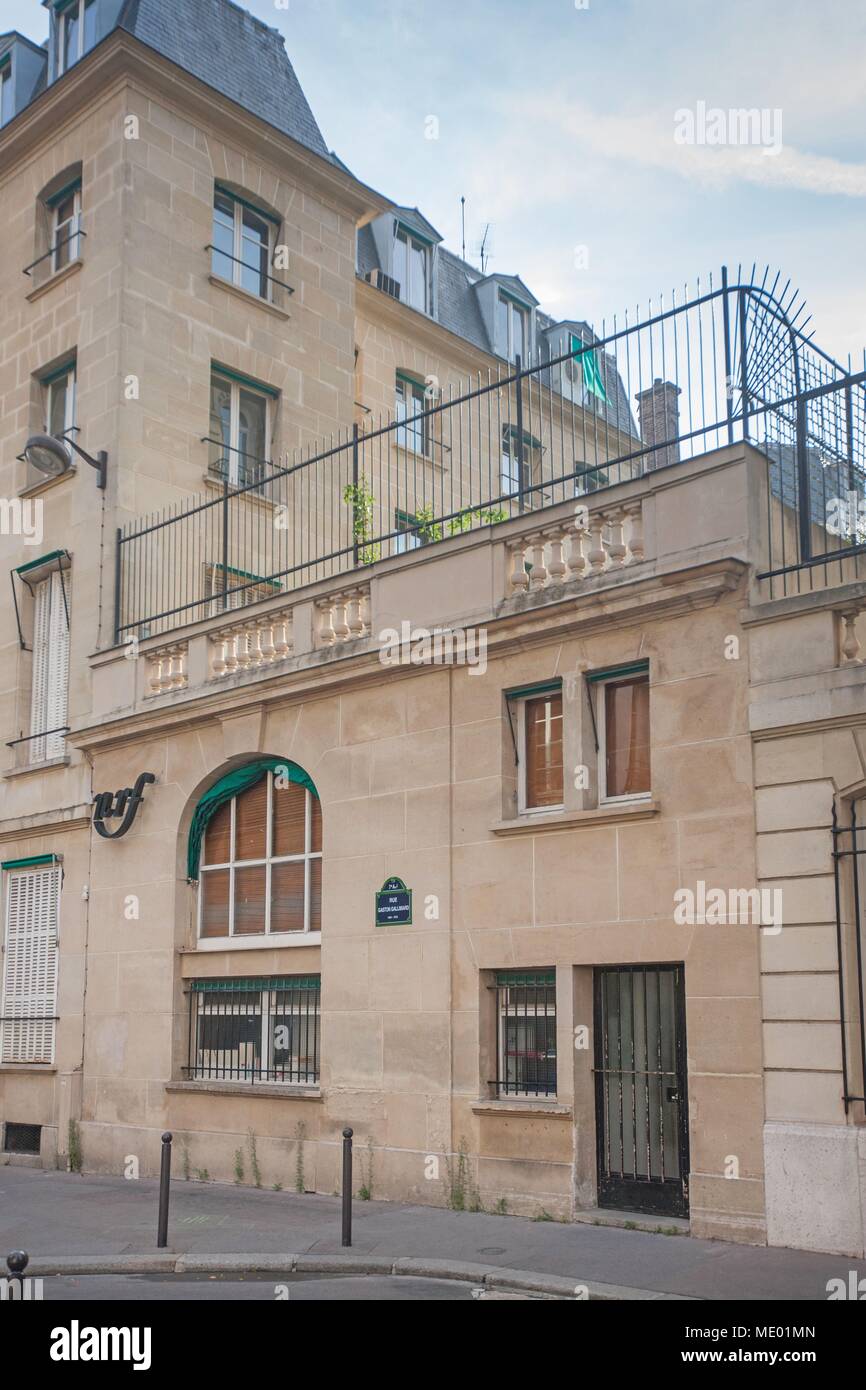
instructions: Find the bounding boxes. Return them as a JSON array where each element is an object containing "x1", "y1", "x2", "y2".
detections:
[{"x1": 197, "y1": 769, "x2": 322, "y2": 943}]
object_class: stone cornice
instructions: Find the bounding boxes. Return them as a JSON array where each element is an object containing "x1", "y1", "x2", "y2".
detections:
[{"x1": 69, "y1": 557, "x2": 747, "y2": 754}]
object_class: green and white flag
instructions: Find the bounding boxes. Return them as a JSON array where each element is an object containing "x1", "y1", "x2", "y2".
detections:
[{"x1": 570, "y1": 334, "x2": 609, "y2": 403}]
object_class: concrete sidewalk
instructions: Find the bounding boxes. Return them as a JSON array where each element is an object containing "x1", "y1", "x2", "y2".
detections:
[{"x1": 2, "y1": 1166, "x2": 863, "y2": 1300}]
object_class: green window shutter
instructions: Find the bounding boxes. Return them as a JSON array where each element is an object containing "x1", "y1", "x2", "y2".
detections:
[{"x1": 186, "y1": 758, "x2": 319, "y2": 881}]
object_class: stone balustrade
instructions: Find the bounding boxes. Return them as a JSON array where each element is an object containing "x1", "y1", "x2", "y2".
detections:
[
  {"x1": 146, "y1": 644, "x2": 188, "y2": 695},
  {"x1": 507, "y1": 501, "x2": 645, "y2": 595},
  {"x1": 315, "y1": 586, "x2": 371, "y2": 647},
  {"x1": 839, "y1": 606, "x2": 864, "y2": 666},
  {"x1": 210, "y1": 609, "x2": 293, "y2": 679}
]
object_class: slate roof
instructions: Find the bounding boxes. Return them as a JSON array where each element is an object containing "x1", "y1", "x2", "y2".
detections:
[
  {"x1": 118, "y1": 0, "x2": 329, "y2": 158},
  {"x1": 359, "y1": 222, "x2": 639, "y2": 437}
]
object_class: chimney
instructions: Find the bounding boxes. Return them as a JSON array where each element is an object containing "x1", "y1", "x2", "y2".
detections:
[{"x1": 636, "y1": 378, "x2": 682, "y2": 472}]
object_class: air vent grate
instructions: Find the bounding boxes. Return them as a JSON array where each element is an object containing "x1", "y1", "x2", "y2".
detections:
[{"x1": 3, "y1": 1122, "x2": 41, "y2": 1155}]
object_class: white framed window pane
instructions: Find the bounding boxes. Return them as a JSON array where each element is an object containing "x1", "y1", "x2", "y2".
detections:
[
  {"x1": 394, "y1": 232, "x2": 408, "y2": 299},
  {"x1": 54, "y1": 193, "x2": 77, "y2": 270},
  {"x1": 512, "y1": 306, "x2": 525, "y2": 362},
  {"x1": 237, "y1": 387, "x2": 267, "y2": 485},
  {"x1": 48, "y1": 375, "x2": 69, "y2": 437},
  {"x1": 0, "y1": 70, "x2": 13, "y2": 127},
  {"x1": 63, "y1": 7, "x2": 80, "y2": 71},
  {"x1": 408, "y1": 240, "x2": 427, "y2": 311},
  {"x1": 211, "y1": 193, "x2": 235, "y2": 281},
  {"x1": 83, "y1": 0, "x2": 97, "y2": 55},
  {"x1": 209, "y1": 374, "x2": 233, "y2": 479},
  {"x1": 240, "y1": 207, "x2": 269, "y2": 298}
]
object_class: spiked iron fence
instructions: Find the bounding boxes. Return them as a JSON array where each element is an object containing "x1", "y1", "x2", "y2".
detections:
[{"x1": 114, "y1": 265, "x2": 866, "y2": 642}]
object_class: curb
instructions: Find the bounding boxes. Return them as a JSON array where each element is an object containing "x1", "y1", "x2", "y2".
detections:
[{"x1": 26, "y1": 1252, "x2": 698, "y2": 1300}]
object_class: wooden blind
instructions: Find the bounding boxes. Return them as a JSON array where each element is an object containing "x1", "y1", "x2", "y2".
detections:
[{"x1": 525, "y1": 693, "x2": 564, "y2": 808}]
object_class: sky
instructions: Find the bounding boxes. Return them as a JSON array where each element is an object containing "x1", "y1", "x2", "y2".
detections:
[{"x1": 5, "y1": 0, "x2": 865, "y2": 364}]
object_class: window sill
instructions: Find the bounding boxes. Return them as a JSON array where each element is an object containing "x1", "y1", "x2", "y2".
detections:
[
  {"x1": 393, "y1": 442, "x2": 444, "y2": 472},
  {"x1": 3, "y1": 756, "x2": 71, "y2": 781},
  {"x1": 166, "y1": 1081, "x2": 321, "y2": 1101},
  {"x1": 19, "y1": 466, "x2": 78, "y2": 499},
  {"x1": 0, "y1": 1064, "x2": 57, "y2": 1074},
  {"x1": 25, "y1": 258, "x2": 83, "y2": 303},
  {"x1": 491, "y1": 800, "x2": 658, "y2": 835},
  {"x1": 187, "y1": 932, "x2": 322, "y2": 953},
  {"x1": 208, "y1": 273, "x2": 290, "y2": 321},
  {"x1": 472, "y1": 1100, "x2": 572, "y2": 1118},
  {"x1": 202, "y1": 473, "x2": 278, "y2": 508}
]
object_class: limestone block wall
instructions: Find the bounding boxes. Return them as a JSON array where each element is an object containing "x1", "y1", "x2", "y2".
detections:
[{"x1": 749, "y1": 595, "x2": 866, "y2": 1256}]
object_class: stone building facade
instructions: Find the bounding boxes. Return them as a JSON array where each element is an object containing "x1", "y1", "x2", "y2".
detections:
[{"x1": 1, "y1": 0, "x2": 864, "y2": 1257}]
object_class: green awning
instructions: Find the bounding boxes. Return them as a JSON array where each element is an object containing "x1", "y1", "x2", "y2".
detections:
[
  {"x1": 187, "y1": 758, "x2": 318, "y2": 881},
  {"x1": 505, "y1": 680, "x2": 562, "y2": 702},
  {"x1": 586, "y1": 661, "x2": 649, "y2": 684},
  {"x1": 2, "y1": 854, "x2": 61, "y2": 871},
  {"x1": 191, "y1": 976, "x2": 320, "y2": 993},
  {"x1": 495, "y1": 970, "x2": 555, "y2": 987}
]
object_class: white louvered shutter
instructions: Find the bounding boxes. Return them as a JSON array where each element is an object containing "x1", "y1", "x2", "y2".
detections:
[
  {"x1": 29, "y1": 578, "x2": 52, "y2": 763},
  {"x1": 1, "y1": 866, "x2": 60, "y2": 1063},
  {"x1": 45, "y1": 572, "x2": 70, "y2": 759},
  {"x1": 29, "y1": 572, "x2": 69, "y2": 763}
]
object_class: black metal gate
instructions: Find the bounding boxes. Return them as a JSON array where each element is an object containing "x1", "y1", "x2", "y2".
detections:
[{"x1": 594, "y1": 964, "x2": 689, "y2": 1217}]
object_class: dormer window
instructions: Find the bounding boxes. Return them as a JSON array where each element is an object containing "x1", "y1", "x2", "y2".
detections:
[
  {"x1": 58, "y1": 0, "x2": 97, "y2": 76},
  {"x1": 0, "y1": 61, "x2": 13, "y2": 128},
  {"x1": 394, "y1": 227, "x2": 429, "y2": 313},
  {"x1": 498, "y1": 292, "x2": 528, "y2": 364}
]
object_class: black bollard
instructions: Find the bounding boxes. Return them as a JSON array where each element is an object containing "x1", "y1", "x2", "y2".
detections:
[
  {"x1": 6, "y1": 1251, "x2": 28, "y2": 1300},
  {"x1": 157, "y1": 1131, "x2": 172, "y2": 1249},
  {"x1": 341, "y1": 1128, "x2": 353, "y2": 1248}
]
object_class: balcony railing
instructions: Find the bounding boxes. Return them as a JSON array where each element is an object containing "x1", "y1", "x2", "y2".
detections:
[{"x1": 114, "y1": 265, "x2": 866, "y2": 643}]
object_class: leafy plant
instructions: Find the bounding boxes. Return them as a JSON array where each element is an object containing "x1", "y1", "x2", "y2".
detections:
[
  {"x1": 445, "y1": 1137, "x2": 481, "y2": 1212},
  {"x1": 294, "y1": 1121, "x2": 307, "y2": 1194},
  {"x1": 534, "y1": 1209, "x2": 554, "y2": 1223},
  {"x1": 248, "y1": 1129, "x2": 262, "y2": 1189},
  {"x1": 196, "y1": 1168, "x2": 210, "y2": 1183},
  {"x1": 494, "y1": 1197, "x2": 508, "y2": 1216},
  {"x1": 234, "y1": 1149, "x2": 245, "y2": 1184},
  {"x1": 357, "y1": 1137, "x2": 375, "y2": 1201},
  {"x1": 273, "y1": 1182, "x2": 283, "y2": 1192},
  {"x1": 343, "y1": 477, "x2": 380, "y2": 564},
  {"x1": 181, "y1": 1140, "x2": 191, "y2": 1182}
]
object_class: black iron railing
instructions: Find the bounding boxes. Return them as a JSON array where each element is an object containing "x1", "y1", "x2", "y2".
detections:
[
  {"x1": 114, "y1": 266, "x2": 866, "y2": 640},
  {"x1": 184, "y1": 977, "x2": 320, "y2": 1086}
]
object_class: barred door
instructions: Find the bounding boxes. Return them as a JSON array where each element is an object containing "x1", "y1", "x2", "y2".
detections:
[{"x1": 594, "y1": 965, "x2": 689, "y2": 1217}]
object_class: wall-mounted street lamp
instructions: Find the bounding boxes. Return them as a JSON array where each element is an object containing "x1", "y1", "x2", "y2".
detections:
[{"x1": 22, "y1": 431, "x2": 107, "y2": 489}]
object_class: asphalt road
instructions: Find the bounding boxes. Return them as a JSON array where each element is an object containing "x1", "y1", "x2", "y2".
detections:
[{"x1": 34, "y1": 1273, "x2": 511, "y2": 1301}]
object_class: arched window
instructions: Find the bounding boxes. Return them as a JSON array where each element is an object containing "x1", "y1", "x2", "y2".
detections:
[{"x1": 191, "y1": 762, "x2": 321, "y2": 941}]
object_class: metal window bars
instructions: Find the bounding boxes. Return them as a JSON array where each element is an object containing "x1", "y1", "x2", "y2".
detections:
[
  {"x1": 492, "y1": 970, "x2": 557, "y2": 1098},
  {"x1": 113, "y1": 265, "x2": 866, "y2": 643},
  {"x1": 185, "y1": 977, "x2": 321, "y2": 1086}
]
